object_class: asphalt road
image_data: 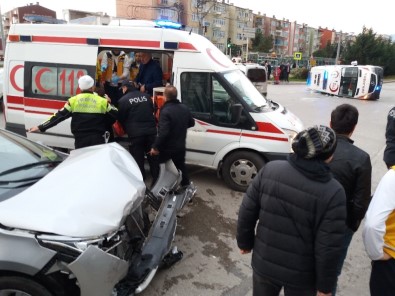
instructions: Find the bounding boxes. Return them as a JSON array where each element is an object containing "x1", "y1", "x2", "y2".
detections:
[{"x1": 139, "y1": 82, "x2": 394, "y2": 296}]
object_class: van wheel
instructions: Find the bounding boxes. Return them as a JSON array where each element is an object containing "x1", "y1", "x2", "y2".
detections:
[
  {"x1": 222, "y1": 151, "x2": 265, "y2": 192},
  {"x1": 0, "y1": 276, "x2": 53, "y2": 296}
]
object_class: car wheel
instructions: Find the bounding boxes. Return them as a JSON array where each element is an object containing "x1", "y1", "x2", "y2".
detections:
[
  {"x1": 0, "y1": 276, "x2": 53, "y2": 296},
  {"x1": 222, "y1": 151, "x2": 265, "y2": 192}
]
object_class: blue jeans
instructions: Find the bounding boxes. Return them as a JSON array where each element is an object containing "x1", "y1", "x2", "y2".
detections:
[{"x1": 332, "y1": 227, "x2": 354, "y2": 296}]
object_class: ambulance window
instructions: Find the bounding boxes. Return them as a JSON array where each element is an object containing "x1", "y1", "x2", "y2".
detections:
[
  {"x1": 180, "y1": 72, "x2": 210, "y2": 114},
  {"x1": 25, "y1": 62, "x2": 94, "y2": 101}
]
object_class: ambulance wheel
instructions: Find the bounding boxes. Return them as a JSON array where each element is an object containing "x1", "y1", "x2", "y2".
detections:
[{"x1": 222, "y1": 151, "x2": 265, "y2": 192}]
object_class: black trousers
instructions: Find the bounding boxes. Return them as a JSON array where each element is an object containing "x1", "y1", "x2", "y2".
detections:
[
  {"x1": 74, "y1": 133, "x2": 106, "y2": 149},
  {"x1": 159, "y1": 149, "x2": 190, "y2": 186},
  {"x1": 370, "y1": 258, "x2": 395, "y2": 296},
  {"x1": 253, "y1": 272, "x2": 316, "y2": 296},
  {"x1": 129, "y1": 135, "x2": 159, "y2": 182}
]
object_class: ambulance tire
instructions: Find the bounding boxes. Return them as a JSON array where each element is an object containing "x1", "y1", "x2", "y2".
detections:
[{"x1": 222, "y1": 151, "x2": 265, "y2": 192}]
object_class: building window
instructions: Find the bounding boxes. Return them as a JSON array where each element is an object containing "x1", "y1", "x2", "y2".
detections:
[{"x1": 192, "y1": 13, "x2": 199, "y2": 22}]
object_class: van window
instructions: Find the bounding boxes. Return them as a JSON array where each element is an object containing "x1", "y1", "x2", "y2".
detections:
[
  {"x1": 247, "y1": 68, "x2": 266, "y2": 83},
  {"x1": 180, "y1": 71, "x2": 249, "y2": 127},
  {"x1": 24, "y1": 62, "x2": 95, "y2": 101},
  {"x1": 180, "y1": 72, "x2": 210, "y2": 114}
]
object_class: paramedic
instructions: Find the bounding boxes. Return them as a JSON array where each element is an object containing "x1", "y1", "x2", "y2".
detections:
[
  {"x1": 101, "y1": 49, "x2": 131, "y2": 106},
  {"x1": 28, "y1": 75, "x2": 118, "y2": 149},
  {"x1": 118, "y1": 80, "x2": 159, "y2": 184},
  {"x1": 148, "y1": 85, "x2": 195, "y2": 187},
  {"x1": 135, "y1": 52, "x2": 163, "y2": 96}
]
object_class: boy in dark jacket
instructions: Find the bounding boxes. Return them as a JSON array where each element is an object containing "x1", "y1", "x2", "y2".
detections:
[
  {"x1": 329, "y1": 104, "x2": 372, "y2": 295},
  {"x1": 237, "y1": 125, "x2": 346, "y2": 296}
]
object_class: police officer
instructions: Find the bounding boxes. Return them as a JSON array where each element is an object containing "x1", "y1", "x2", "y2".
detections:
[
  {"x1": 28, "y1": 75, "x2": 118, "y2": 149},
  {"x1": 117, "y1": 80, "x2": 159, "y2": 184},
  {"x1": 101, "y1": 49, "x2": 131, "y2": 106}
]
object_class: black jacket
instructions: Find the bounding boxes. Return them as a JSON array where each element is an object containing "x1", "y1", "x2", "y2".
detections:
[
  {"x1": 384, "y1": 106, "x2": 395, "y2": 167},
  {"x1": 117, "y1": 90, "x2": 157, "y2": 138},
  {"x1": 39, "y1": 91, "x2": 117, "y2": 137},
  {"x1": 153, "y1": 100, "x2": 195, "y2": 152},
  {"x1": 135, "y1": 59, "x2": 163, "y2": 95},
  {"x1": 237, "y1": 155, "x2": 346, "y2": 293},
  {"x1": 329, "y1": 135, "x2": 372, "y2": 231}
]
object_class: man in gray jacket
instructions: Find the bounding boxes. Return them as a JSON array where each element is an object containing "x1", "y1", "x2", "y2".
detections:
[{"x1": 237, "y1": 125, "x2": 346, "y2": 296}]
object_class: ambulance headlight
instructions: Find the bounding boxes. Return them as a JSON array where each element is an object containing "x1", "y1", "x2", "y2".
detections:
[{"x1": 283, "y1": 128, "x2": 298, "y2": 143}]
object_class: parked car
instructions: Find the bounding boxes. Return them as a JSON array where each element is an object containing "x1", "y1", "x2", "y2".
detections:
[
  {"x1": 0, "y1": 128, "x2": 195, "y2": 296},
  {"x1": 236, "y1": 63, "x2": 268, "y2": 97}
]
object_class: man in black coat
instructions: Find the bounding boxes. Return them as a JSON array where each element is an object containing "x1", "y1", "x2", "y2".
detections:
[
  {"x1": 328, "y1": 104, "x2": 372, "y2": 295},
  {"x1": 237, "y1": 125, "x2": 346, "y2": 296},
  {"x1": 117, "y1": 80, "x2": 159, "y2": 183},
  {"x1": 149, "y1": 85, "x2": 195, "y2": 187}
]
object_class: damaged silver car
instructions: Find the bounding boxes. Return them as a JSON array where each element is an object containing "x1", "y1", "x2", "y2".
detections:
[{"x1": 0, "y1": 128, "x2": 196, "y2": 296}]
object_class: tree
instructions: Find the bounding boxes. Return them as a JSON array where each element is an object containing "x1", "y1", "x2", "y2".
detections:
[
  {"x1": 192, "y1": 0, "x2": 217, "y2": 35},
  {"x1": 251, "y1": 29, "x2": 273, "y2": 52},
  {"x1": 341, "y1": 27, "x2": 395, "y2": 75}
]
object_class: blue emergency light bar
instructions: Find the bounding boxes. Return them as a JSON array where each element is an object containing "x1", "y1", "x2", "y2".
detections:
[{"x1": 154, "y1": 19, "x2": 182, "y2": 30}]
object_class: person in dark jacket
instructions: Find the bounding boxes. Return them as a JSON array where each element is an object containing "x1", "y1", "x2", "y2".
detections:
[
  {"x1": 148, "y1": 85, "x2": 195, "y2": 187},
  {"x1": 383, "y1": 106, "x2": 395, "y2": 169},
  {"x1": 28, "y1": 75, "x2": 118, "y2": 149},
  {"x1": 328, "y1": 104, "x2": 372, "y2": 295},
  {"x1": 134, "y1": 52, "x2": 163, "y2": 96},
  {"x1": 117, "y1": 80, "x2": 159, "y2": 183},
  {"x1": 237, "y1": 125, "x2": 346, "y2": 296}
]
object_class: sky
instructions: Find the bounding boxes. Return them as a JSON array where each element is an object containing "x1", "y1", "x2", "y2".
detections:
[{"x1": 0, "y1": 0, "x2": 392, "y2": 36}]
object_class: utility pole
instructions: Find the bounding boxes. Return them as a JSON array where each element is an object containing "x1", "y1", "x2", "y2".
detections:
[{"x1": 335, "y1": 31, "x2": 341, "y2": 65}]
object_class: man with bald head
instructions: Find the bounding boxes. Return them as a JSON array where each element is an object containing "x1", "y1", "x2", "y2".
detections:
[{"x1": 135, "y1": 52, "x2": 163, "y2": 96}]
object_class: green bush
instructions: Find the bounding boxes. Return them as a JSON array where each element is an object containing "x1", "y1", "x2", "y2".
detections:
[{"x1": 290, "y1": 67, "x2": 309, "y2": 80}]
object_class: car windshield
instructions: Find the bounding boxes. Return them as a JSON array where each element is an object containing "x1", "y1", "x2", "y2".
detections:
[
  {"x1": 0, "y1": 129, "x2": 66, "y2": 184},
  {"x1": 222, "y1": 70, "x2": 268, "y2": 110}
]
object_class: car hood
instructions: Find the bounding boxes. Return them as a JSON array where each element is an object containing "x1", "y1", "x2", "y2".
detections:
[{"x1": 0, "y1": 142, "x2": 146, "y2": 237}]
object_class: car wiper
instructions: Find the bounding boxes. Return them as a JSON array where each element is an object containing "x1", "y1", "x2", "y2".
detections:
[
  {"x1": 0, "y1": 160, "x2": 62, "y2": 177},
  {"x1": 0, "y1": 176, "x2": 44, "y2": 185}
]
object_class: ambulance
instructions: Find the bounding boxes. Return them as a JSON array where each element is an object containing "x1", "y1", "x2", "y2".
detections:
[{"x1": 3, "y1": 20, "x2": 304, "y2": 191}]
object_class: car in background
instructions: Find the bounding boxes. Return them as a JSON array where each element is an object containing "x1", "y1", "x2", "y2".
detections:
[
  {"x1": 0, "y1": 128, "x2": 195, "y2": 296},
  {"x1": 236, "y1": 63, "x2": 268, "y2": 97}
]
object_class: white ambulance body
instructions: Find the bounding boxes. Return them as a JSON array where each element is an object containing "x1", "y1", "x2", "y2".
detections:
[{"x1": 3, "y1": 22, "x2": 303, "y2": 191}]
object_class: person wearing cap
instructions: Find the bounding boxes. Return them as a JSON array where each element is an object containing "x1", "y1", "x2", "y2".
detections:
[
  {"x1": 237, "y1": 125, "x2": 346, "y2": 296},
  {"x1": 101, "y1": 49, "x2": 131, "y2": 106},
  {"x1": 28, "y1": 75, "x2": 118, "y2": 149},
  {"x1": 328, "y1": 104, "x2": 372, "y2": 295},
  {"x1": 117, "y1": 80, "x2": 159, "y2": 184},
  {"x1": 383, "y1": 106, "x2": 395, "y2": 169},
  {"x1": 134, "y1": 52, "x2": 163, "y2": 96}
]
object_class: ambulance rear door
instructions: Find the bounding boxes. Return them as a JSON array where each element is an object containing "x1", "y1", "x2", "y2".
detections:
[{"x1": 12, "y1": 43, "x2": 97, "y2": 148}]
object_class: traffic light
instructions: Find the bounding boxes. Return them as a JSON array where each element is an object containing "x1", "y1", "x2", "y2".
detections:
[{"x1": 227, "y1": 37, "x2": 231, "y2": 48}]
